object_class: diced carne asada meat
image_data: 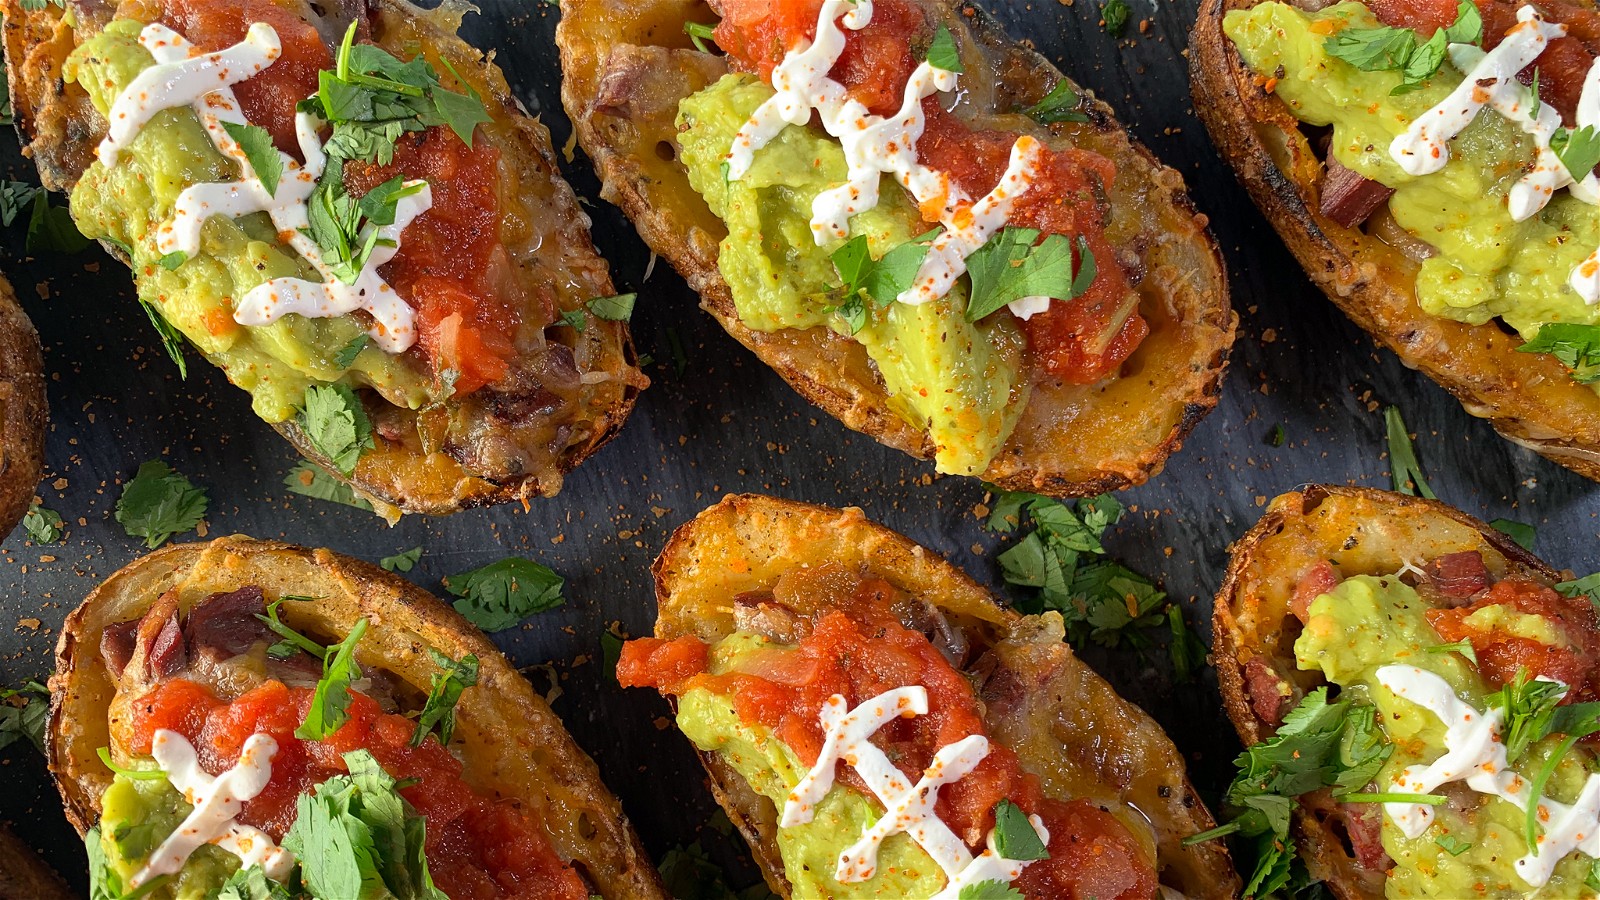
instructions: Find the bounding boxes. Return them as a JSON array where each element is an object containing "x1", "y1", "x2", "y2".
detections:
[
  {"x1": 1319, "y1": 158, "x2": 1394, "y2": 228},
  {"x1": 1423, "y1": 551, "x2": 1491, "y2": 603},
  {"x1": 1245, "y1": 655, "x2": 1293, "y2": 726},
  {"x1": 1291, "y1": 559, "x2": 1341, "y2": 623}
]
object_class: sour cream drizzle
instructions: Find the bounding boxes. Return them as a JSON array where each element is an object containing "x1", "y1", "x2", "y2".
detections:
[
  {"x1": 131, "y1": 729, "x2": 293, "y2": 887},
  {"x1": 780, "y1": 687, "x2": 1050, "y2": 897},
  {"x1": 97, "y1": 23, "x2": 432, "y2": 352},
  {"x1": 1388, "y1": 6, "x2": 1600, "y2": 303},
  {"x1": 725, "y1": 0, "x2": 1050, "y2": 316},
  {"x1": 1375, "y1": 665, "x2": 1600, "y2": 887}
]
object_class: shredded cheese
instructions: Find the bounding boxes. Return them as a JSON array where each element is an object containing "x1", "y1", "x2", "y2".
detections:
[
  {"x1": 780, "y1": 687, "x2": 1049, "y2": 897},
  {"x1": 131, "y1": 729, "x2": 293, "y2": 887},
  {"x1": 98, "y1": 24, "x2": 432, "y2": 352}
]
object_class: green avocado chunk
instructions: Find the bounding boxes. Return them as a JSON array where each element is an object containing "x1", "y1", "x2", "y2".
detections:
[
  {"x1": 97, "y1": 770, "x2": 239, "y2": 899},
  {"x1": 676, "y1": 75, "x2": 1028, "y2": 477},
  {"x1": 1294, "y1": 575, "x2": 1599, "y2": 896},
  {"x1": 674, "y1": 632, "x2": 950, "y2": 898},
  {"x1": 65, "y1": 20, "x2": 433, "y2": 423},
  {"x1": 1225, "y1": 2, "x2": 1600, "y2": 357}
]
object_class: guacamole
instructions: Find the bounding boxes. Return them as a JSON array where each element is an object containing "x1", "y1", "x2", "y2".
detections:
[
  {"x1": 96, "y1": 769, "x2": 238, "y2": 899},
  {"x1": 1225, "y1": 3, "x2": 1600, "y2": 347},
  {"x1": 675, "y1": 632, "x2": 949, "y2": 897},
  {"x1": 65, "y1": 20, "x2": 434, "y2": 423},
  {"x1": 677, "y1": 75, "x2": 1028, "y2": 477},
  {"x1": 1296, "y1": 575, "x2": 1598, "y2": 897}
]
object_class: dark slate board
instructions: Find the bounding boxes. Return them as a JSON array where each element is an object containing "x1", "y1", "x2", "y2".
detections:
[{"x1": 1, "y1": 0, "x2": 1596, "y2": 894}]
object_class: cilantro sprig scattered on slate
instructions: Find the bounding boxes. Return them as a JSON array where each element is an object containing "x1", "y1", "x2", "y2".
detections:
[
  {"x1": 1324, "y1": 1, "x2": 1482, "y2": 94},
  {"x1": 299, "y1": 383, "x2": 374, "y2": 477},
  {"x1": 560, "y1": 292, "x2": 639, "y2": 333},
  {"x1": 382, "y1": 546, "x2": 423, "y2": 573},
  {"x1": 965, "y1": 227, "x2": 1095, "y2": 322},
  {"x1": 443, "y1": 558, "x2": 566, "y2": 632},
  {"x1": 1518, "y1": 322, "x2": 1600, "y2": 383},
  {"x1": 283, "y1": 748, "x2": 443, "y2": 899},
  {"x1": 285, "y1": 461, "x2": 374, "y2": 511},
  {"x1": 1384, "y1": 405, "x2": 1436, "y2": 500},
  {"x1": 1185, "y1": 689, "x2": 1393, "y2": 897},
  {"x1": 136, "y1": 298, "x2": 190, "y2": 377},
  {"x1": 115, "y1": 460, "x2": 208, "y2": 549},
  {"x1": 411, "y1": 650, "x2": 478, "y2": 747},
  {"x1": 23, "y1": 502, "x2": 63, "y2": 543},
  {"x1": 1101, "y1": 0, "x2": 1131, "y2": 36},
  {"x1": 296, "y1": 618, "x2": 368, "y2": 740},
  {"x1": 0, "y1": 681, "x2": 48, "y2": 753}
]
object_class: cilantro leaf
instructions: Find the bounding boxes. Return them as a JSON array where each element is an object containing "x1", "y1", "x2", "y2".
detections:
[
  {"x1": 1427, "y1": 638, "x2": 1478, "y2": 665},
  {"x1": 1552, "y1": 125, "x2": 1600, "y2": 181},
  {"x1": 602, "y1": 630, "x2": 625, "y2": 686},
  {"x1": 588, "y1": 292, "x2": 638, "y2": 321},
  {"x1": 1384, "y1": 405, "x2": 1437, "y2": 499},
  {"x1": 25, "y1": 189, "x2": 89, "y2": 254},
  {"x1": 1444, "y1": 1, "x2": 1484, "y2": 43},
  {"x1": 991, "y1": 799, "x2": 1048, "y2": 860},
  {"x1": 381, "y1": 547, "x2": 423, "y2": 573},
  {"x1": 1489, "y1": 518, "x2": 1536, "y2": 550},
  {"x1": 296, "y1": 618, "x2": 367, "y2": 740},
  {"x1": 926, "y1": 25, "x2": 964, "y2": 73},
  {"x1": 1494, "y1": 668, "x2": 1566, "y2": 764},
  {"x1": 1325, "y1": 2, "x2": 1480, "y2": 94},
  {"x1": 1167, "y1": 604, "x2": 1210, "y2": 685},
  {"x1": 1101, "y1": 0, "x2": 1131, "y2": 36},
  {"x1": 1435, "y1": 834, "x2": 1473, "y2": 857},
  {"x1": 1524, "y1": 702, "x2": 1600, "y2": 849},
  {"x1": 1558, "y1": 572, "x2": 1600, "y2": 608},
  {"x1": 284, "y1": 461, "x2": 374, "y2": 511},
  {"x1": 300, "y1": 383, "x2": 374, "y2": 477},
  {"x1": 965, "y1": 228, "x2": 1094, "y2": 322},
  {"x1": 136, "y1": 298, "x2": 189, "y2": 378},
  {"x1": 1518, "y1": 322, "x2": 1600, "y2": 384},
  {"x1": 23, "y1": 502, "x2": 63, "y2": 543},
  {"x1": 157, "y1": 251, "x2": 187, "y2": 271},
  {"x1": 410, "y1": 650, "x2": 478, "y2": 747},
  {"x1": 220, "y1": 121, "x2": 282, "y2": 197},
  {"x1": 1025, "y1": 80, "x2": 1089, "y2": 124},
  {"x1": 443, "y1": 558, "x2": 565, "y2": 632},
  {"x1": 115, "y1": 460, "x2": 207, "y2": 549},
  {"x1": 0, "y1": 181, "x2": 39, "y2": 227},
  {"x1": 256, "y1": 597, "x2": 328, "y2": 661},
  {"x1": 0, "y1": 681, "x2": 48, "y2": 753},
  {"x1": 959, "y1": 881, "x2": 1025, "y2": 900},
  {"x1": 334, "y1": 334, "x2": 370, "y2": 369},
  {"x1": 215, "y1": 865, "x2": 291, "y2": 900},
  {"x1": 831, "y1": 231, "x2": 938, "y2": 331},
  {"x1": 685, "y1": 21, "x2": 718, "y2": 54}
]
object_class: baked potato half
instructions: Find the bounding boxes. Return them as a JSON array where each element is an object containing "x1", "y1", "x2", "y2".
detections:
[
  {"x1": 4, "y1": 0, "x2": 645, "y2": 516},
  {"x1": 557, "y1": 0, "x2": 1235, "y2": 497},
  {"x1": 1211, "y1": 486, "x2": 1600, "y2": 898},
  {"x1": 50, "y1": 535, "x2": 665, "y2": 898},
  {"x1": 618, "y1": 494, "x2": 1238, "y2": 899},
  {"x1": 1191, "y1": 0, "x2": 1600, "y2": 481},
  {"x1": 0, "y1": 270, "x2": 45, "y2": 538}
]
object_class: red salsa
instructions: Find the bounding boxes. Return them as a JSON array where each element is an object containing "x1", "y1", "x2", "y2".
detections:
[
  {"x1": 158, "y1": 0, "x2": 524, "y2": 396},
  {"x1": 128, "y1": 678, "x2": 587, "y2": 900},
  {"x1": 617, "y1": 579, "x2": 1158, "y2": 900},
  {"x1": 1429, "y1": 577, "x2": 1600, "y2": 700},
  {"x1": 712, "y1": 0, "x2": 1146, "y2": 384}
]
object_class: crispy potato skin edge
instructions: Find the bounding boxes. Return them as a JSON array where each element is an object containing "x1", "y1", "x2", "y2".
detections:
[
  {"x1": 0, "y1": 272, "x2": 45, "y2": 537},
  {"x1": 48, "y1": 536, "x2": 668, "y2": 899}
]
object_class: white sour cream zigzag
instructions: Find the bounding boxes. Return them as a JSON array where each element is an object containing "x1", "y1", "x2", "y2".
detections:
[
  {"x1": 97, "y1": 23, "x2": 432, "y2": 353},
  {"x1": 724, "y1": 0, "x2": 1053, "y2": 317},
  {"x1": 780, "y1": 687, "x2": 1050, "y2": 897},
  {"x1": 1375, "y1": 665, "x2": 1600, "y2": 888},
  {"x1": 131, "y1": 729, "x2": 294, "y2": 886}
]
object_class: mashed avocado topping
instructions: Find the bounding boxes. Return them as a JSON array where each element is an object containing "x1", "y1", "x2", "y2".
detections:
[
  {"x1": 674, "y1": 632, "x2": 949, "y2": 898},
  {"x1": 1225, "y1": 3, "x2": 1600, "y2": 354},
  {"x1": 677, "y1": 75, "x2": 1027, "y2": 477},
  {"x1": 65, "y1": 20, "x2": 434, "y2": 423},
  {"x1": 96, "y1": 770, "x2": 238, "y2": 900},
  {"x1": 1295, "y1": 575, "x2": 1598, "y2": 897}
]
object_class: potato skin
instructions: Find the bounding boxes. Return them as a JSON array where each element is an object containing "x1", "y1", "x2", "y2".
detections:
[
  {"x1": 558, "y1": 1, "x2": 1236, "y2": 498},
  {"x1": 1190, "y1": 0, "x2": 1600, "y2": 481},
  {"x1": 49, "y1": 535, "x2": 667, "y2": 899},
  {"x1": 649, "y1": 494, "x2": 1240, "y2": 899},
  {"x1": 2, "y1": 0, "x2": 643, "y2": 516},
  {"x1": 0, "y1": 272, "x2": 45, "y2": 538},
  {"x1": 1213, "y1": 485, "x2": 1558, "y2": 898}
]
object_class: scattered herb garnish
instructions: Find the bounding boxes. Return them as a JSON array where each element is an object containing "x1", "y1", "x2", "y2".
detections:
[
  {"x1": 303, "y1": 166, "x2": 426, "y2": 284},
  {"x1": 1523, "y1": 702, "x2": 1600, "y2": 851},
  {"x1": 601, "y1": 629, "x2": 625, "y2": 686},
  {"x1": 381, "y1": 546, "x2": 423, "y2": 573},
  {"x1": 443, "y1": 557, "x2": 566, "y2": 632},
  {"x1": 1495, "y1": 668, "x2": 1568, "y2": 764},
  {"x1": 23, "y1": 502, "x2": 63, "y2": 543},
  {"x1": 88, "y1": 825, "x2": 169, "y2": 900},
  {"x1": 220, "y1": 121, "x2": 283, "y2": 197},
  {"x1": 0, "y1": 182, "x2": 39, "y2": 227},
  {"x1": 96, "y1": 747, "x2": 164, "y2": 781},
  {"x1": 926, "y1": 25, "x2": 965, "y2": 73},
  {"x1": 1267, "y1": 423, "x2": 1286, "y2": 447},
  {"x1": 1384, "y1": 405, "x2": 1437, "y2": 499},
  {"x1": 115, "y1": 460, "x2": 207, "y2": 549},
  {"x1": 1324, "y1": 1, "x2": 1481, "y2": 94},
  {"x1": 560, "y1": 292, "x2": 639, "y2": 333},
  {"x1": 1025, "y1": 80, "x2": 1089, "y2": 124},
  {"x1": 685, "y1": 21, "x2": 719, "y2": 54},
  {"x1": 658, "y1": 841, "x2": 780, "y2": 900},
  {"x1": 1552, "y1": 124, "x2": 1600, "y2": 181},
  {"x1": 299, "y1": 383, "x2": 374, "y2": 477},
  {"x1": 157, "y1": 251, "x2": 188, "y2": 271},
  {"x1": 965, "y1": 227, "x2": 1095, "y2": 322},
  {"x1": 1518, "y1": 322, "x2": 1600, "y2": 384},
  {"x1": 1426, "y1": 638, "x2": 1478, "y2": 665},
  {"x1": 136, "y1": 298, "x2": 189, "y2": 377},
  {"x1": 1435, "y1": 834, "x2": 1473, "y2": 856},
  {"x1": 256, "y1": 597, "x2": 328, "y2": 661},
  {"x1": 1101, "y1": 0, "x2": 1131, "y2": 36},
  {"x1": 295, "y1": 618, "x2": 368, "y2": 740},
  {"x1": 830, "y1": 231, "x2": 939, "y2": 333},
  {"x1": 959, "y1": 881, "x2": 1025, "y2": 900},
  {"x1": 1530, "y1": 68, "x2": 1543, "y2": 121},
  {"x1": 1559, "y1": 572, "x2": 1600, "y2": 608},
  {"x1": 1489, "y1": 517, "x2": 1536, "y2": 550},
  {"x1": 0, "y1": 681, "x2": 48, "y2": 753},
  {"x1": 333, "y1": 334, "x2": 369, "y2": 369},
  {"x1": 991, "y1": 799, "x2": 1049, "y2": 861},
  {"x1": 1167, "y1": 603, "x2": 1210, "y2": 684},
  {"x1": 411, "y1": 650, "x2": 478, "y2": 747},
  {"x1": 215, "y1": 866, "x2": 291, "y2": 900},
  {"x1": 284, "y1": 461, "x2": 374, "y2": 511},
  {"x1": 25, "y1": 189, "x2": 90, "y2": 254}
]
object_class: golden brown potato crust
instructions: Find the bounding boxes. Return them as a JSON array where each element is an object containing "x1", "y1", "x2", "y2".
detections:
[
  {"x1": 3, "y1": 0, "x2": 643, "y2": 516},
  {"x1": 1191, "y1": 0, "x2": 1600, "y2": 481},
  {"x1": 0, "y1": 272, "x2": 45, "y2": 538},
  {"x1": 558, "y1": 1, "x2": 1236, "y2": 498},
  {"x1": 50, "y1": 535, "x2": 666, "y2": 899},
  {"x1": 650, "y1": 493, "x2": 1240, "y2": 898},
  {"x1": 1213, "y1": 486, "x2": 1558, "y2": 898}
]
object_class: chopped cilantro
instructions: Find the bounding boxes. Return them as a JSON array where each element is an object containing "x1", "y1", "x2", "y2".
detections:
[
  {"x1": 1518, "y1": 322, "x2": 1600, "y2": 384},
  {"x1": 381, "y1": 546, "x2": 423, "y2": 573},
  {"x1": 1025, "y1": 80, "x2": 1089, "y2": 124},
  {"x1": 25, "y1": 189, "x2": 89, "y2": 254},
  {"x1": 965, "y1": 227, "x2": 1095, "y2": 322},
  {"x1": 991, "y1": 799, "x2": 1048, "y2": 860},
  {"x1": 410, "y1": 649, "x2": 478, "y2": 747},
  {"x1": 1325, "y1": 1, "x2": 1481, "y2": 94},
  {"x1": 0, "y1": 182, "x2": 39, "y2": 227},
  {"x1": 685, "y1": 21, "x2": 719, "y2": 54},
  {"x1": 1101, "y1": 0, "x2": 1131, "y2": 36},
  {"x1": 1552, "y1": 125, "x2": 1600, "y2": 181},
  {"x1": 115, "y1": 460, "x2": 207, "y2": 549},
  {"x1": 1426, "y1": 638, "x2": 1477, "y2": 665},
  {"x1": 219, "y1": 121, "x2": 282, "y2": 197},
  {"x1": 256, "y1": 597, "x2": 328, "y2": 661},
  {"x1": 1435, "y1": 834, "x2": 1473, "y2": 856},
  {"x1": 23, "y1": 502, "x2": 63, "y2": 543},
  {"x1": 157, "y1": 251, "x2": 188, "y2": 271},
  {"x1": 1384, "y1": 405, "x2": 1436, "y2": 500},
  {"x1": 295, "y1": 618, "x2": 368, "y2": 740},
  {"x1": 1489, "y1": 517, "x2": 1536, "y2": 551},
  {"x1": 926, "y1": 25, "x2": 964, "y2": 73},
  {"x1": 830, "y1": 231, "x2": 938, "y2": 332},
  {"x1": 0, "y1": 680, "x2": 48, "y2": 753},
  {"x1": 959, "y1": 881, "x2": 1025, "y2": 900},
  {"x1": 284, "y1": 461, "x2": 373, "y2": 511},
  {"x1": 136, "y1": 298, "x2": 189, "y2": 378},
  {"x1": 443, "y1": 558, "x2": 566, "y2": 632},
  {"x1": 299, "y1": 383, "x2": 374, "y2": 477},
  {"x1": 333, "y1": 334, "x2": 369, "y2": 369}
]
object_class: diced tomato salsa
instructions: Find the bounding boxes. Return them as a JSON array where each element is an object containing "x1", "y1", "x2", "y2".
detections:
[
  {"x1": 1429, "y1": 577, "x2": 1600, "y2": 700},
  {"x1": 159, "y1": 0, "x2": 522, "y2": 396},
  {"x1": 128, "y1": 678, "x2": 587, "y2": 900},
  {"x1": 617, "y1": 579, "x2": 1157, "y2": 899},
  {"x1": 712, "y1": 0, "x2": 1146, "y2": 384},
  {"x1": 1365, "y1": 0, "x2": 1600, "y2": 124}
]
